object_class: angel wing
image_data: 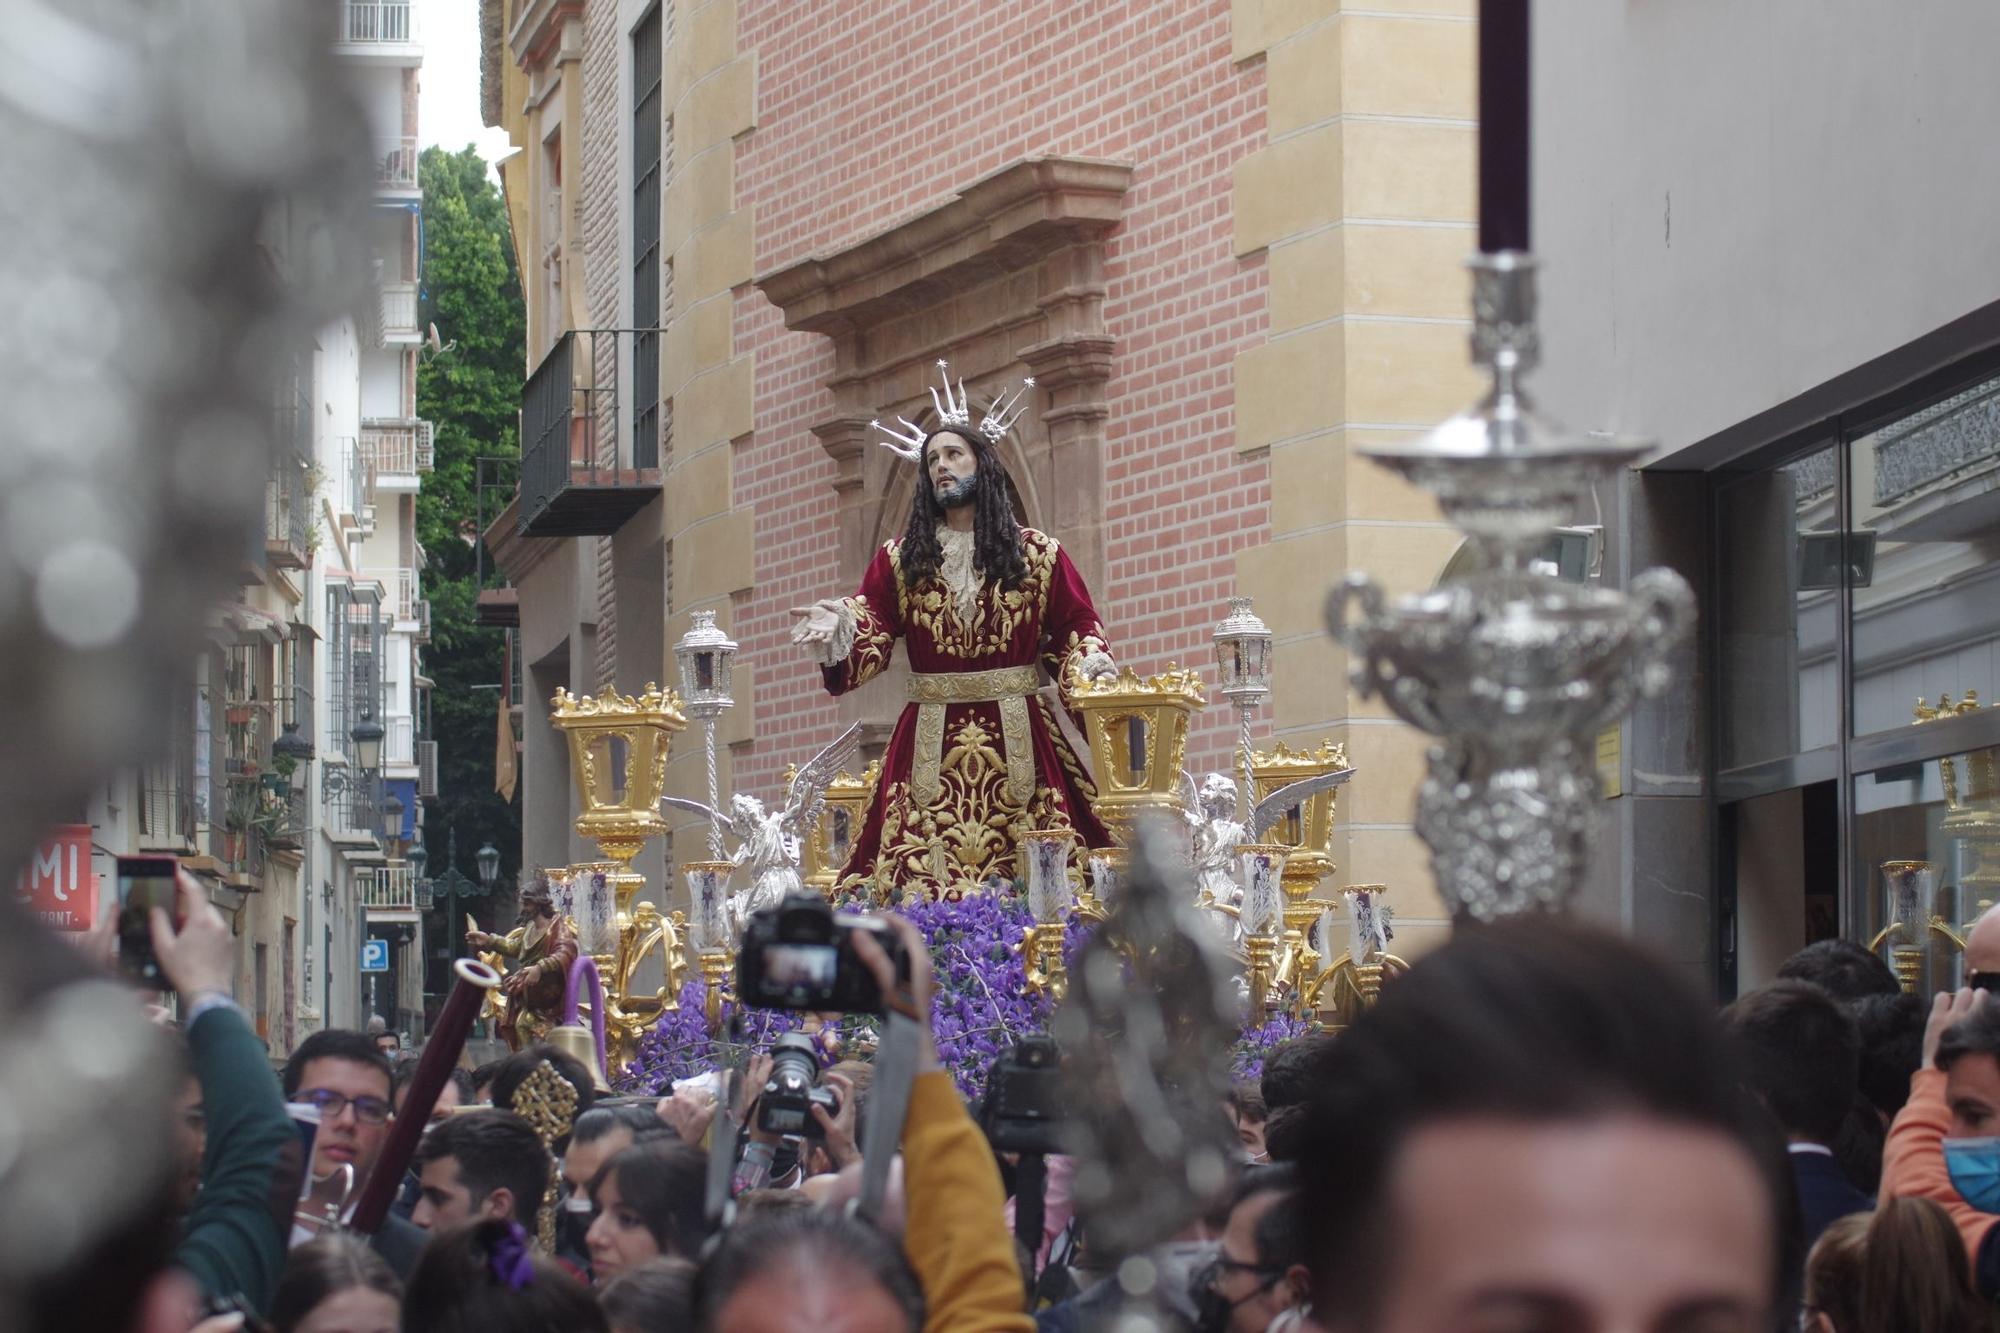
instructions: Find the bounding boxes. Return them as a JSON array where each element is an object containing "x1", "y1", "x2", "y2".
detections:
[
  {"x1": 1249, "y1": 765, "x2": 1357, "y2": 839},
  {"x1": 783, "y1": 723, "x2": 864, "y2": 833},
  {"x1": 661, "y1": 794, "x2": 727, "y2": 827},
  {"x1": 1176, "y1": 769, "x2": 1201, "y2": 825}
]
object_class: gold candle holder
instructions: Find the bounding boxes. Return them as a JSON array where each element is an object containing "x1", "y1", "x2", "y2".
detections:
[
  {"x1": 1074, "y1": 665, "x2": 1206, "y2": 851},
  {"x1": 700, "y1": 949, "x2": 732, "y2": 1033}
]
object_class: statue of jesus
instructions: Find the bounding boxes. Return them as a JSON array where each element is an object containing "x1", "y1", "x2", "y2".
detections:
[{"x1": 791, "y1": 363, "x2": 1117, "y2": 900}]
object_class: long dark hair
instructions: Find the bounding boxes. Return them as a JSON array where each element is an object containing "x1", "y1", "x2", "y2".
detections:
[
  {"x1": 270, "y1": 1234, "x2": 401, "y2": 1333},
  {"x1": 592, "y1": 1138, "x2": 709, "y2": 1259},
  {"x1": 898, "y1": 427, "x2": 1028, "y2": 590},
  {"x1": 1806, "y1": 1198, "x2": 1985, "y2": 1333}
]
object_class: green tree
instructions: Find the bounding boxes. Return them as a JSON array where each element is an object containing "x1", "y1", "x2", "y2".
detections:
[{"x1": 414, "y1": 145, "x2": 524, "y2": 933}]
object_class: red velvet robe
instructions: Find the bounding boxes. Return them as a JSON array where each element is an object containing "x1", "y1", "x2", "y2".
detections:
[{"x1": 823, "y1": 527, "x2": 1112, "y2": 900}]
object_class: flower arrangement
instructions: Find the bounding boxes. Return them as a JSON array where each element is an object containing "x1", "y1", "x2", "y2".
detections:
[{"x1": 623, "y1": 886, "x2": 1322, "y2": 1100}]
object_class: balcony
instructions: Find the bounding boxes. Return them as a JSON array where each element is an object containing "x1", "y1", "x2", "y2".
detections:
[
  {"x1": 517, "y1": 329, "x2": 662, "y2": 537},
  {"x1": 332, "y1": 436, "x2": 366, "y2": 526},
  {"x1": 379, "y1": 283, "x2": 420, "y2": 343},
  {"x1": 385, "y1": 715, "x2": 416, "y2": 768},
  {"x1": 362, "y1": 419, "x2": 433, "y2": 489},
  {"x1": 360, "y1": 864, "x2": 418, "y2": 913},
  {"x1": 266, "y1": 458, "x2": 312, "y2": 569},
  {"x1": 380, "y1": 567, "x2": 422, "y2": 625},
  {"x1": 343, "y1": 0, "x2": 413, "y2": 43}
]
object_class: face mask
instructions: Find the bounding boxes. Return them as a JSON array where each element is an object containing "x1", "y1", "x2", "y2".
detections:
[{"x1": 1945, "y1": 1136, "x2": 2000, "y2": 1211}]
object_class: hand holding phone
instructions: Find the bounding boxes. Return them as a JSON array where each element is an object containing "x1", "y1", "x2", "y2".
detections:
[{"x1": 116, "y1": 856, "x2": 178, "y2": 988}]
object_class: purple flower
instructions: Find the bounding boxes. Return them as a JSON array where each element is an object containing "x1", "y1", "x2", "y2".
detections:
[{"x1": 623, "y1": 883, "x2": 1324, "y2": 1100}]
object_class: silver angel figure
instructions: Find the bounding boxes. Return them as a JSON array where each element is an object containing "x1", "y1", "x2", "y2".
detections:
[
  {"x1": 664, "y1": 725, "x2": 862, "y2": 933},
  {"x1": 1184, "y1": 773, "x2": 1250, "y2": 943}
]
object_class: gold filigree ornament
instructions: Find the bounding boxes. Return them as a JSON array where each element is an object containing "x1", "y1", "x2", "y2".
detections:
[
  {"x1": 511, "y1": 1060, "x2": 579, "y2": 1253},
  {"x1": 1073, "y1": 665, "x2": 1207, "y2": 848}
]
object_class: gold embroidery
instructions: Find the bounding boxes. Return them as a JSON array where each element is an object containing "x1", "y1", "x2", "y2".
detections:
[
  {"x1": 906, "y1": 665, "x2": 1041, "y2": 807},
  {"x1": 891, "y1": 530, "x2": 1059, "y2": 660},
  {"x1": 842, "y1": 593, "x2": 893, "y2": 687}
]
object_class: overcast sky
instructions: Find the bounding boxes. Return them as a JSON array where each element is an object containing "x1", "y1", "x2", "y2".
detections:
[{"x1": 421, "y1": 0, "x2": 514, "y2": 170}]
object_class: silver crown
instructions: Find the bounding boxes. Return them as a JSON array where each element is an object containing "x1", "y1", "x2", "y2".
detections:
[{"x1": 871, "y1": 360, "x2": 1037, "y2": 462}]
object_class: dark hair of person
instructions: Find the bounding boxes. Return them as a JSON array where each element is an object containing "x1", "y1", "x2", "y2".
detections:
[
  {"x1": 829, "y1": 1058, "x2": 874, "y2": 1145},
  {"x1": 270, "y1": 1233, "x2": 401, "y2": 1333},
  {"x1": 1258, "y1": 1033, "x2": 1337, "y2": 1113},
  {"x1": 1721, "y1": 980, "x2": 1862, "y2": 1145},
  {"x1": 488, "y1": 1044, "x2": 597, "y2": 1150},
  {"x1": 1292, "y1": 918, "x2": 1794, "y2": 1321},
  {"x1": 470, "y1": 1058, "x2": 506, "y2": 1099},
  {"x1": 1776, "y1": 938, "x2": 1901, "y2": 1002},
  {"x1": 282, "y1": 1028, "x2": 393, "y2": 1098},
  {"x1": 897, "y1": 427, "x2": 1028, "y2": 590},
  {"x1": 1260, "y1": 1102, "x2": 1309, "y2": 1163},
  {"x1": 599, "y1": 1257, "x2": 696, "y2": 1333},
  {"x1": 591, "y1": 1138, "x2": 709, "y2": 1259},
  {"x1": 1851, "y1": 990, "x2": 1927, "y2": 1117},
  {"x1": 393, "y1": 1061, "x2": 474, "y2": 1111},
  {"x1": 1805, "y1": 1197, "x2": 1984, "y2": 1333},
  {"x1": 412, "y1": 1109, "x2": 549, "y2": 1229},
  {"x1": 1935, "y1": 998, "x2": 2000, "y2": 1073},
  {"x1": 400, "y1": 1216, "x2": 606, "y2": 1333},
  {"x1": 572, "y1": 1102, "x2": 670, "y2": 1147},
  {"x1": 1227, "y1": 1081, "x2": 1268, "y2": 1125},
  {"x1": 734, "y1": 1187, "x2": 815, "y2": 1219},
  {"x1": 694, "y1": 1206, "x2": 925, "y2": 1333}
]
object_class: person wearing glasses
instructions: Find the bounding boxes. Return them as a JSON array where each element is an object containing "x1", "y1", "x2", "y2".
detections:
[
  {"x1": 1194, "y1": 1167, "x2": 1310, "y2": 1333},
  {"x1": 279, "y1": 1029, "x2": 428, "y2": 1277}
]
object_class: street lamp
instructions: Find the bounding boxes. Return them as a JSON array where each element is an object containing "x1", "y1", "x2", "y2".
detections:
[
  {"x1": 351, "y1": 714, "x2": 385, "y2": 771},
  {"x1": 380, "y1": 791, "x2": 404, "y2": 843},
  {"x1": 416, "y1": 828, "x2": 494, "y2": 963},
  {"x1": 476, "y1": 841, "x2": 501, "y2": 889}
]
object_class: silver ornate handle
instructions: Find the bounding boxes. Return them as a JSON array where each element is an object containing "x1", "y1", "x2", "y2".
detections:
[
  {"x1": 1626, "y1": 569, "x2": 1697, "y2": 700},
  {"x1": 1325, "y1": 573, "x2": 1386, "y2": 686}
]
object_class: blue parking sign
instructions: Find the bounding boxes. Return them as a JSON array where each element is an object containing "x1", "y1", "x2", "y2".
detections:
[{"x1": 360, "y1": 938, "x2": 390, "y2": 973}]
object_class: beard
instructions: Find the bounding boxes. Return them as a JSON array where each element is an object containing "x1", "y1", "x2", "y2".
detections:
[{"x1": 934, "y1": 470, "x2": 979, "y2": 509}]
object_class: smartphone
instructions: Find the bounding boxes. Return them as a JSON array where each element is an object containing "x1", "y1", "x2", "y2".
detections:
[{"x1": 116, "y1": 855, "x2": 178, "y2": 988}]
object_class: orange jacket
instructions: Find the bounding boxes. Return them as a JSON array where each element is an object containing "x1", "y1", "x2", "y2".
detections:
[
  {"x1": 1879, "y1": 1067, "x2": 2000, "y2": 1264},
  {"x1": 902, "y1": 1070, "x2": 1035, "y2": 1333}
]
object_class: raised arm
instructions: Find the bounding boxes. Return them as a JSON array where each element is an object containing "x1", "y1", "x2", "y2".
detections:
[
  {"x1": 1039, "y1": 541, "x2": 1114, "y2": 693},
  {"x1": 795, "y1": 543, "x2": 904, "y2": 696}
]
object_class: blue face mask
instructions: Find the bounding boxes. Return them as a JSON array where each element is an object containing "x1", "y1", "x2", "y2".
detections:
[{"x1": 1944, "y1": 1136, "x2": 2000, "y2": 1212}]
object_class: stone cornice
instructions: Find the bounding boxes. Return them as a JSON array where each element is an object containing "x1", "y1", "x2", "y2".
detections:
[
  {"x1": 756, "y1": 157, "x2": 1134, "y2": 335},
  {"x1": 509, "y1": 0, "x2": 583, "y2": 72}
]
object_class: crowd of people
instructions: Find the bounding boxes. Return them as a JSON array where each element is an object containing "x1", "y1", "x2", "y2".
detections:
[{"x1": 26, "y1": 864, "x2": 2000, "y2": 1332}]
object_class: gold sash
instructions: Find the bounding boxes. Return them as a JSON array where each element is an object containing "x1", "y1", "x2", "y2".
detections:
[{"x1": 907, "y1": 665, "x2": 1041, "y2": 808}]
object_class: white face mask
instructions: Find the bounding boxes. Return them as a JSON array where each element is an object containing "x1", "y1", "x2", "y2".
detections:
[{"x1": 1266, "y1": 1303, "x2": 1312, "y2": 1333}]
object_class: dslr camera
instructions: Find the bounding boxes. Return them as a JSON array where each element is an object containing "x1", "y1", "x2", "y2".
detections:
[
  {"x1": 736, "y1": 892, "x2": 906, "y2": 1015},
  {"x1": 977, "y1": 1035, "x2": 1065, "y2": 1155},
  {"x1": 755, "y1": 1031, "x2": 839, "y2": 1139}
]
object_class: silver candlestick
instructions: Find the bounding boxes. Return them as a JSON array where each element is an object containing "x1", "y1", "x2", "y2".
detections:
[
  {"x1": 1328, "y1": 252, "x2": 1694, "y2": 920},
  {"x1": 674, "y1": 610, "x2": 739, "y2": 860}
]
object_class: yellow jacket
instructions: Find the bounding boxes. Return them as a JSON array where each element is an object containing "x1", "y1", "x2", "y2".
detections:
[{"x1": 901, "y1": 1070, "x2": 1035, "y2": 1332}]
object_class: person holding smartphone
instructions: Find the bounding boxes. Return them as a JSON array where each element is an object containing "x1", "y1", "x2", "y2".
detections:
[{"x1": 140, "y1": 866, "x2": 299, "y2": 1318}]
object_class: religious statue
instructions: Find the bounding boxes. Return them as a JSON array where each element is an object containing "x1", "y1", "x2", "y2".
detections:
[
  {"x1": 466, "y1": 874, "x2": 579, "y2": 1050},
  {"x1": 1185, "y1": 772, "x2": 1250, "y2": 942},
  {"x1": 791, "y1": 361, "x2": 1118, "y2": 899},
  {"x1": 664, "y1": 725, "x2": 862, "y2": 931}
]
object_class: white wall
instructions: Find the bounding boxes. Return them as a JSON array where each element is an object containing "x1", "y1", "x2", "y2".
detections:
[{"x1": 1534, "y1": 0, "x2": 2000, "y2": 458}]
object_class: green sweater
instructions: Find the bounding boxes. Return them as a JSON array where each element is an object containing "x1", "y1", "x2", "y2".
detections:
[{"x1": 174, "y1": 1005, "x2": 295, "y2": 1315}]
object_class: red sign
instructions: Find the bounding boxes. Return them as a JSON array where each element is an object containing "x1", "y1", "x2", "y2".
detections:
[{"x1": 16, "y1": 825, "x2": 97, "y2": 930}]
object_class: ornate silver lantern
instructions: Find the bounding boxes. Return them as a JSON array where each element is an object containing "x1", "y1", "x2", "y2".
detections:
[
  {"x1": 674, "y1": 610, "x2": 739, "y2": 858},
  {"x1": 1213, "y1": 597, "x2": 1273, "y2": 821}
]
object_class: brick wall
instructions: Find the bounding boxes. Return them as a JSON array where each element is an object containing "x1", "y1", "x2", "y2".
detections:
[{"x1": 728, "y1": 0, "x2": 1271, "y2": 802}]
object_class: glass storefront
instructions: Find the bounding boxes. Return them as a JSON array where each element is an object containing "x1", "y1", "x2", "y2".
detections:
[{"x1": 1713, "y1": 361, "x2": 2000, "y2": 994}]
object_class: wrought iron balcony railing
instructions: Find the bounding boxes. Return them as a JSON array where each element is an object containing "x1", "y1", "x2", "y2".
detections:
[
  {"x1": 266, "y1": 457, "x2": 312, "y2": 569},
  {"x1": 1873, "y1": 378, "x2": 2000, "y2": 507},
  {"x1": 517, "y1": 329, "x2": 663, "y2": 536},
  {"x1": 360, "y1": 864, "x2": 417, "y2": 912}
]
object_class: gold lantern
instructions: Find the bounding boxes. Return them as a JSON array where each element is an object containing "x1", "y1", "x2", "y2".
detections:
[
  {"x1": 799, "y1": 760, "x2": 880, "y2": 897},
  {"x1": 1073, "y1": 665, "x2": 1206, "y2": 881},
  {"x1": 1252, "y1": 739, "x2": 1349, "y2": 984},
  {"x1": 1917, "y1": 693, "x2": 2000, "y2": 922},
  {"x1": 549, "y1": 684, "x2": 689, "y2": 1067}
]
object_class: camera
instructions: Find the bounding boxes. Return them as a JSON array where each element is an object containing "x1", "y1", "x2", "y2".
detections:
[
  {"x1": 735, "y1": 892, "x2": 906, "y2": 1015},
  {"x1": 977, "y1": 1035, "x2": 1066, "y2": 1155},
  {"x1": 755, "y1": 1032, "x2": 840, "y2": 1139}
]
